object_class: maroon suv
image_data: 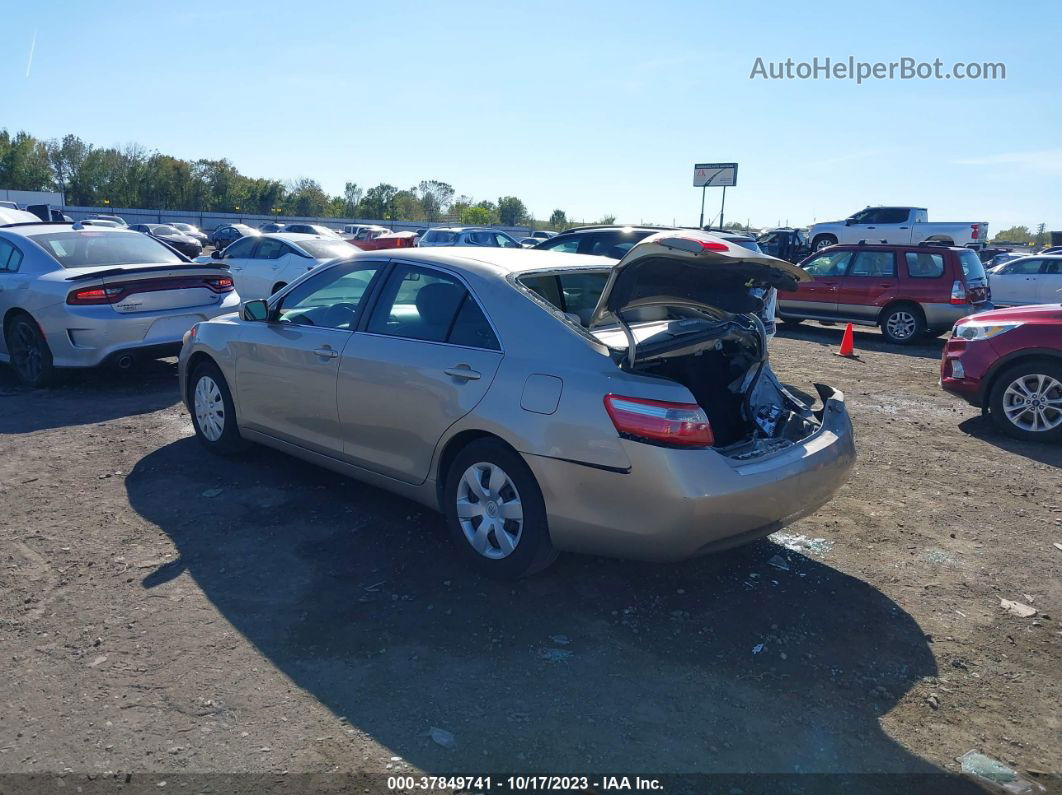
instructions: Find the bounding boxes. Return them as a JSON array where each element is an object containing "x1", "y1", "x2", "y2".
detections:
[
  {"x1": 941, "y1": 304, "x2": 1062, "y2": 441},
  {"x1": 777, "y1": 243, "x2": 990, "y2": 344}
]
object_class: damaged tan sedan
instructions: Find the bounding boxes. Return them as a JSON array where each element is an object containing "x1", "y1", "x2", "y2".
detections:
[{"x1": 179, "y1": 231, "x2": 855, "y2": 577}]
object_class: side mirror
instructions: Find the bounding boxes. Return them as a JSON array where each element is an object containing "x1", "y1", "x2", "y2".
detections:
[
  {"x1": 845, "y1": 218, "x2": 855, "y2": 226},
  {"x1": 242, "y1": 299, "x2": 269, "y2": 322},
  {"x1": 212, "y1": 249, "x2": 224, "y2": 259}
]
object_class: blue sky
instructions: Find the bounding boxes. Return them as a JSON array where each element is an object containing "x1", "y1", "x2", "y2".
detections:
[{"x1": 2, "y1": 0, "x2": 1060, "y2": 231}]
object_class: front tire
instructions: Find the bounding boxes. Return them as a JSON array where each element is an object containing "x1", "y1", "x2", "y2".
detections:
[
  {"x1": 988, "y1": 361, "x2": 1062, "y2": 442},
  {"x1": 188, "y1": 361, "x2": 247, "y2": 455},
  {"x1": 880, "y1": 305, "x2": 925, "y2": 345},
  {"x1": 4, "y1": 314, "x2": 55, "y2": 388},
  {"x1": 444, "y1": 439, "x2": 557, "y2": 578}
]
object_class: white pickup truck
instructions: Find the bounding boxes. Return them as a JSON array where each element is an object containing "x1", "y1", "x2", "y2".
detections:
[{"x1": 808, "y1": 207, "x2": 989, "y2": 252}]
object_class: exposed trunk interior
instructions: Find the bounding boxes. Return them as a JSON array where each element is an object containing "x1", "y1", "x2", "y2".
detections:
[{"x1": 595, "y1": 311, "x2": 822, "y2": 457}]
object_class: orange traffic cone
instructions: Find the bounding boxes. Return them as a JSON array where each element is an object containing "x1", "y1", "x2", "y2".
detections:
[{"x1": 835, "y1": 323, "x2": 860, "y2": 359}]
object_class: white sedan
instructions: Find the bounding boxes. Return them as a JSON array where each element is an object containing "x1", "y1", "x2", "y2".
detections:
[
  {"x1": 988, "y1": 255, "x2": 1062, "y2": 306},
  {"x1": 208, "y1": 233, "x2": 358, "y2": 299}
]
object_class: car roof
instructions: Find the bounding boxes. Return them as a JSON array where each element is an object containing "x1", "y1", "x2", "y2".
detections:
[
  {"x1": 380, "y1": 247, "x2": 613, "y2": 278},
  {"x1": 263, "y1": 232, "x2": 345, "y2": 241},
  {"x1": 1, "y1": 222, "x2": 140, "y2": 239}
]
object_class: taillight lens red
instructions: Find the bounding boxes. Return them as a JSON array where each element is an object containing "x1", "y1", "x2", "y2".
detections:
[
  {"x1": 67, "y1": 286, "x2": 124, "y2": 305},
  {"x1": 971, "y1": 224, "x2": 980, "y2": 240},
  {"x1": 604, "y1": 394, "x2": 714, "y2": 448}
]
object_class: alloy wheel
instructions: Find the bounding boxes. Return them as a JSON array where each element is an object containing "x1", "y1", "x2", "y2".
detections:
[
  {"x1": 455, "y1": 462, "x2": 524, "y2": 559},
  {"x1": 194, "y1": 375, "x2": 226, "y2": 442},
  {"x1": 886, "y1": 311, "x2": 917, "y2": 340},
  {"x1": 10, "y1": 321, "x2": 43, "y2": 383},
  {"x1": 1002, "y1": 373, "x2": 1062, "y2": 433}
]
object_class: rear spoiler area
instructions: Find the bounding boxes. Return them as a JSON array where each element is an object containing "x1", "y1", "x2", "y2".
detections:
[{"x1": 65, "y1": 263, "x2": 231, "y2": 281}]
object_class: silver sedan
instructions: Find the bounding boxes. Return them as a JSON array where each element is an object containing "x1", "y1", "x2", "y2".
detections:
[
  {"x1": 0, "y1": 220, "x2": 240, "y2": 387},
  {"x1": 179, "y1": 231, "x2": 855, "y2": 577}
]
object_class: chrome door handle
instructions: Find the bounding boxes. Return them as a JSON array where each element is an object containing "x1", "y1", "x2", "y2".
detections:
[
  {"x1": 313, "y1": 347, "x2": 339, "y2": 359},
  {"x1": 444, "y1": 366, "x2": 481, "y2": 380}
]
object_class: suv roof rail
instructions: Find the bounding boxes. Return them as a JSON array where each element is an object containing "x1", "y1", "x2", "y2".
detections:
[{"x1": 917, "y1": 240, "x2": 956, "y2": 248}]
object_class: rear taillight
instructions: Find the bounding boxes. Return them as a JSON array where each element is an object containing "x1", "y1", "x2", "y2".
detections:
[
  {"x1": 67, "y1": 286, "x2": 124, "y2": 305},
  {"x1": 949, "y1": 280, "x2": 967, "y2": 305},
  {"x1": 603, "y1": 394, "x2": 714, "y2": 448},
  {"x1": 970, "y1": 224, "x2": 980, "y2": 240},
  {"x1": 205, "y1": 276, "x2": 234, "y2": 292}
]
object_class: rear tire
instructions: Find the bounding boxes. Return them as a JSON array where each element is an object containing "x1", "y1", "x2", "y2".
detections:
[
  {"x1": 812, "y1": 234, "x2": 837, "y2": 251},
  {"x1": 443, "y1": 438, "x2": 557, "y2": 579},
  {"x1": 779, "y1": 317, "x2": 804, "y2": 327},
  {"x1": 879, "y1": 304, "x2": 925, "y2": 345},
  {"x1": 188, "y1": 361, "x2": 248, "y2": 455},
  {"x1": 4, "y1": 313, "x2": 55, "y2": 388},
  {"x1": 988, "y1": 361, "x2": 1062, "y2": 442}
]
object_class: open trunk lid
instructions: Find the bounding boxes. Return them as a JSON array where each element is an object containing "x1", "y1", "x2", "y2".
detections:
[{"x1": 589, "y1": 231, "x2": 809, "y2": 327}]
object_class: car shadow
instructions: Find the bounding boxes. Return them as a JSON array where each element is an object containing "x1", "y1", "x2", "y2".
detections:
[
  {"x1": 776, "y1": 323, "x2": 946, "y2": 361},
  {"x1": 958, "y1": 415, "x2": 1062, "y2": 469},
  {"x1": 126, "y1": 437, "x2": 978, "y2": 788},
  {"x1": 0, "y1": 359, "x2": 180, "y2": 435}
]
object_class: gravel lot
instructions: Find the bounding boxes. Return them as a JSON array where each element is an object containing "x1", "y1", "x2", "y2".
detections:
[{"x1": 1, "y1": 323, "x2": 1059, "y2": 793}]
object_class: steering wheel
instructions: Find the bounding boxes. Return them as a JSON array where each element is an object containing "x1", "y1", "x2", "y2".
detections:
[{"x1": 320, "y1": 302, "x2": 359, "y2": 329}]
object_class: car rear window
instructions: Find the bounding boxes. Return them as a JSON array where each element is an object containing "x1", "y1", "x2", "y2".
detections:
[
  {"x1": 518, "y1": 271, "x2": 609, "y2": 326},
  {"x1": 727, "y1": 238, "x2": 763, "y2": 253},
  {"x1": 298, "y1": 240, "x2": 356, "y2": 259},
  {"x1": 957, "y1": 249, "x2": 987, "y2": 282},
  {"x1": 424, "y1": 231, "x2": 458, "y2": 244},
  {"x1": 28, "y1": 231, "x2": 184, "y2": 268}
]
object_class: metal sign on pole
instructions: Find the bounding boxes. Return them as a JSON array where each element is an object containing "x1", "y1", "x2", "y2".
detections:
[{"x1": 693, "y1": 162, "x2": 737, "y2": 229}]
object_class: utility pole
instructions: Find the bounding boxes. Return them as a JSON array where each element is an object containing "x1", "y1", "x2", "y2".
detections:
[{"x1": 698, "y1": 185, "x2": 706, "y2": 228}]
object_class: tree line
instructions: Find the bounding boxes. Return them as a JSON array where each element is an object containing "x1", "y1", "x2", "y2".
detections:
[{"x1": 0, "y1": 129, "x2": 587, "y2": 229}]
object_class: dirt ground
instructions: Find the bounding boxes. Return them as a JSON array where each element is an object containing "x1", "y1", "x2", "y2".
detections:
[{"x1": 0, "y1": 323, "x2": 1059, "y2": 793}]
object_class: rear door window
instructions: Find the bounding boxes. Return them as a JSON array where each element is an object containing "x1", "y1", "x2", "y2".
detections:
[
  {"x1": 254, "y1": 238, "x2": 286, "y2": 259},
  {"x1": 904, "y1": 252, "x2": 945, "y2": 278},
  {"x1": 876, "y1": 208, "x2": 911, "y2": 224},
  {"x1": 536, "y1": 236, "x2": 581, "y2": 254},
  {"x1": 1000, "y1": 258, "x2": 1042, "y2": 275},
  {"x1": 848, "y1": 251, "x2": 896, "y2": 277},
  {"x1": 367, "y1": 264, "x2": 499, "y2": 349},
  {"x1": 0, "y1": 239, "x2": 23, "y2": 272}
]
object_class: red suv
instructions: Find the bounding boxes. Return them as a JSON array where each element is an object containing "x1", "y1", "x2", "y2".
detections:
[
  {"x1": 941, "y1": 305, "x2": 1062, "y2": 441},
  {"x1": 778, "y1": 243, "x2": 990, "y2": 344}
]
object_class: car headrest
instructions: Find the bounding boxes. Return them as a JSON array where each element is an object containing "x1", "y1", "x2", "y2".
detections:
[{"x1": 416, "y1": 281, "x2": 464, "y2": 325}]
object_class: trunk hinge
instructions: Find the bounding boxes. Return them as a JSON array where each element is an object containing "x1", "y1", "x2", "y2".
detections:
[{"x1": 616, "y1": 310, "x2": 638, "y2": 370}]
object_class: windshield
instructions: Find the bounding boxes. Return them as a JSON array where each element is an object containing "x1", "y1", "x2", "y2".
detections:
[
  {"x1": 169, "y1": 223, "x2": 192, "y2": 231},
  {"x1": 518, "y1": 271, "x2": 610, "y2": 326},
  {"x1": 298, "y1": 240, "x2": 357, "y2": 259},
  {"x1": 424, "y1": 231, "x2": 458, "y2": 244},
  {"x1": 29, "y1": 231, "x2": 184, "y2": 268},
  {"x1": 958, "y1": 249, "x2": 987, "y2": 282},
  {"x1": 151, "y1": 225, "x2": 180, "y2": 235}
]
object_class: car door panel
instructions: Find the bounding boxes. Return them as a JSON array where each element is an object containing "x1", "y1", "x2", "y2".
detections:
[
  {"x1": 232, "y1": 261, "x2": 386, "y2": 453},
  {"x1": 991, "y1": 260, "x2": 1041, "y2": 306},
  {"x1": 232, "y1": 324, "x2": 349, "y2": 453},
  {"x1": 337, "y1": 336, "x2": 501, "y2": 482},
  {"x1": 778, "y1": 250, "x2": 853, "y2": 317},
  {"x1": 335, "y1": 263, "x2": 503, "y2": 484},
  {"x1": 834, "y1": 251, "x2": 898, "y2": 321},
  {"x1": 1038, "y1": 262, "x2": 1061, "y2": 304}
]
